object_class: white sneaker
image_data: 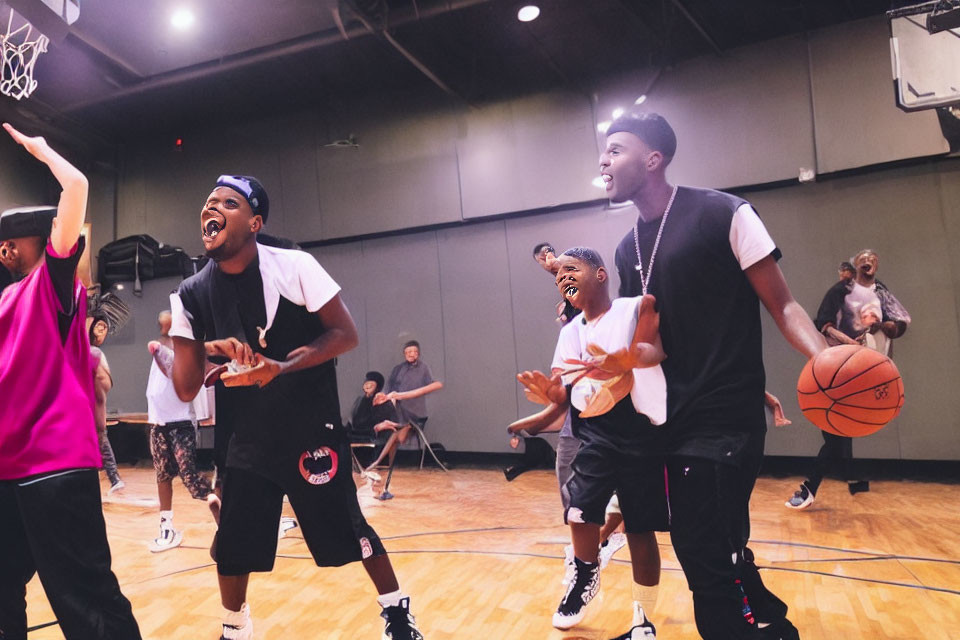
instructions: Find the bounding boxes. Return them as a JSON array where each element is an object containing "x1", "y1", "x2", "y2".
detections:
[
  {"x1": 784, "y1": 483, "x2": 815, "y2": 510},
  {"x1": 560, "y1": 544, "x2": 575, "y2": 585},
  {"x1": 599, "y1": 531, "x2": 627, "y2": 569},
  {"x1": 220, "y1": 603, "x2": 253, "y2": 640},
  {"x1": 278, "y1": 516, "x2": 299, "y2": 539},
  {"x1": 149, "y1": 527, "x2": 183, "y2": 553},
  {"x1": 107, "y1": 480, "x2": 125, "y2": 495}
]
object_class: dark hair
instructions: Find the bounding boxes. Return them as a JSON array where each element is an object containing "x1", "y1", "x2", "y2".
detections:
[
  {"x1": 532, "y1": 242, "x2": 554, "y2": 257},
  {"x1": 606, "y1": 111, "x2": 677, "y2": 159},
  {"x1": 364, "y1": 371, "x2": 385, "y2": 393},
  {"x1": 402, "y1": 340, "x2": 420, "y2": 351},
  {"x1": 839, "y1": 261, "x2": 856, "y2": 273},
  {"x1": 560, "y1": 247, "x2": 605, "y2": 270}
]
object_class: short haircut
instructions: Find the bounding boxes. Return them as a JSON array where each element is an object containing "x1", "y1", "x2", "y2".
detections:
[
  {"x1": 365, "y1": 370, "x2": 385, "y2": 392},
  {"x1": 854, "y1": 249, "x2": 876, "y2": 261},
  {"x1": 560, "y1": 246, "x2": 605, "y2": 270},
  {"x1": 606, "y1": 111, "x2": 677, "y2": 159},
  {"x1": 403, "y1": 340, "x2": 420, "y2": 351},
  {"x1": 839, "y1": 261, "x2": 856, "y2": 273},
  {"x1": 532, "y1": 242, "x2": 554, "y2": 257}
]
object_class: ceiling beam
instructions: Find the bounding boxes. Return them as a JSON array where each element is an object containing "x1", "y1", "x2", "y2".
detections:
[
  {"x1": 63, "y1": 0, "x2": 490, "y2": 113},
  {"x1": 666, "y1": 0, "x2": 723, "y2": 56}
]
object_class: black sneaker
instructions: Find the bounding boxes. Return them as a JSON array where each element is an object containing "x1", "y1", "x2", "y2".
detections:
[
  {"x1": 848, "y1": 480, "x2": 870, "y2": 495},
  {"x1": 758, "y1": 618, "x2": 800, "y2": 640},
  {"x1": 609, "y1": 620, "x2": 657, "y2": 639},
  {"x1": 381, "y1": 597, "x2": 424, "y2": 640},
  {"x1": 552, "y1": 557, "x2": 600, "y2": 629}
]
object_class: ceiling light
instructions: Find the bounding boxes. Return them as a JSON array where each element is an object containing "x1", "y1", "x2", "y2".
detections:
[
  {"x1": 611, "y1": 107, "x2": 625, "y2": 119},
  {"x1": 171, "y1": 8, "x2": 196, "y2": 30},
  {"x1": 592, "y1": 177, "x2": 606, "y2": 189},
  {"x1": 634, "y1": 95, "x2": 647, "y2": 105},
  {"x1": 597, "y1": 121, "x2": 611, "y2": 133},
  {"x1": 517, "y1": 5, "x2": 540, "y2": 22}
]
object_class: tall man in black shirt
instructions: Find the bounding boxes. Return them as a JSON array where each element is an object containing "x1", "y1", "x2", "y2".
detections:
[
  {"x1": 170, "y1": 175, "x2": 423, "y2": 640},
  {"x1": 601, "y1": 112, "x2": 826, "y2": 640}
]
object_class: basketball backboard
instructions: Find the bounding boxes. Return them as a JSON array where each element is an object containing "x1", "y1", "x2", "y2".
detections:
[{"x1": 889, "y1": 4, "x2": 960, "y2": 112}]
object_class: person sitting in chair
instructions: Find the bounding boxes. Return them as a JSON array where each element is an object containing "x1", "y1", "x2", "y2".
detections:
[
  {"x1": 372, "y1": 341, "x2": 443, "y2": 468},
  {"x1": 346, "y1": 371, "x2": 398, "y2": 468}
]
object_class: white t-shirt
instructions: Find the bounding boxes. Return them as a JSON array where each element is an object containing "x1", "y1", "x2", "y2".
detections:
[
  {"x1": 729, "y1": 204, "x2": 778, "y2": 271},
  {"x1": 552, "y1": 296, "x2": 667, "y2": 425},
  {"x1": 146, "y1": 359, "x2": 200, "y2": 425},
  {"x1": 839, "y1": 282, "x2": 882, "y2": 337}
]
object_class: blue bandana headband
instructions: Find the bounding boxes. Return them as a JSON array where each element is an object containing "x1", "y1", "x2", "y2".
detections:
[{"x1": 216, "y1": 174, "x2": 270, "y2": 222}]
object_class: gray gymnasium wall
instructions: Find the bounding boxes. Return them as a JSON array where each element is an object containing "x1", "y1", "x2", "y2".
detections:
[{"x1": 86, "y1": 15, "x2": 960, "y2": 459}]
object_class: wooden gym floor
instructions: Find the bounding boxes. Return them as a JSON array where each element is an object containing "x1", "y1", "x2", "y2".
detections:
[{"x1": 23, "y1": 466, "x2": 960, "y2": 639}]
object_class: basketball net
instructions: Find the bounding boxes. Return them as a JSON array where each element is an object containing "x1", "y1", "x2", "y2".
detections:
[{"x1": 0, "y1": 10, "x2": 48, "y2": 100}]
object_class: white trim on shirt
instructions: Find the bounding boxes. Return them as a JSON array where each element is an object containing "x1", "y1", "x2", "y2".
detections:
[{"x1": 729, "y1": 204, "x2": 777, "y2": 271}]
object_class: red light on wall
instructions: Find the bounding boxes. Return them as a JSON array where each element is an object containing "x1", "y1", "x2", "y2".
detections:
[{"x1": 175, "y1": 137, "x2": 183, "y2": 149}]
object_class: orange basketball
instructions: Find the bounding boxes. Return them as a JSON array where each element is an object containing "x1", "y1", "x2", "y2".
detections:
[{"x1": 796, "y1": 344, "x2": 904, "y2": 437}]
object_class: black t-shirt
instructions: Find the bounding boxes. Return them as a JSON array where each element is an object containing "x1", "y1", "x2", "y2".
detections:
[
  {"x1": 615, "y1": 187, "x2": 780, "y2": 463},
  {"x1": 46, "y1": 236, "x2": 85, "y2": 344},
  {"x1": 175, "y1": 249, "x2": 344, "y2": 473}
]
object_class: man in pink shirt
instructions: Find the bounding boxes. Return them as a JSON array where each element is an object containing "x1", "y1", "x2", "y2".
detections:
[{"x1": 0, "y1": 124, "x2": 141, "y2": 640}]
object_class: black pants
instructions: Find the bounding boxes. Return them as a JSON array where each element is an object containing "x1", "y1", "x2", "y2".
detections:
[
  {"x1": 805, "y1": 431, "x2": 854, "y2": 495},
  {"x1": 668, "y1": 437, "x2": 789, "y2": 639},
  {"x1": 0, "y1": 469, "x2": 141, "y2": 640}
]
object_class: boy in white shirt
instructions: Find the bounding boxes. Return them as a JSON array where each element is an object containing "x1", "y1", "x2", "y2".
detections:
[{"x1": 517, "y1": 247, "x2": 666, "y2": 638}]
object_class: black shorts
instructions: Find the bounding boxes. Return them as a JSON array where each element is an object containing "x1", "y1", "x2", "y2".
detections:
[
  {"x1": 564, "y1": 442, "x2": 670, "y2": 533},
  {"x1": 215, "y1": 442, "x2": 386, "y2": 576}
]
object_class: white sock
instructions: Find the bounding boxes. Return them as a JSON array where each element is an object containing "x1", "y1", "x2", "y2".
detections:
[
  {"x1": 223, "y1": 603, "x2": 249, "y2": 626},
  {"x1": 631, "y1": 583, "x2": 660, "y2": 625},
  {"x1": 377, "y1": 589, "x2": 405, "y2": 608},
  {"x1": 159, "y1": 510, "x2": 174, "y2": 527}
]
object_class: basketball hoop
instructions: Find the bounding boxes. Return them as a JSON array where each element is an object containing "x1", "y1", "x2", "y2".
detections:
[{"x1": 0, "y1": 9, "x2": 48, "y2": 100}]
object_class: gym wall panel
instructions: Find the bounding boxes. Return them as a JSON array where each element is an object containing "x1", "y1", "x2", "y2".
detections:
[
  {"x1": 630, "y1": 34, "x2": 816, "y2": 189},
  {"x1": 0, "y1": 136, "x2": 55, "y2": 211},
  {"x1": 86, "y1": 164, "x2": 118, "y2": 264},
  {"x1": 749, "y1": 163, "x2": 960, "y2": 461},
  {"x1": 808, "y1": 16, "x2": 949, "y2": 174},
  {"x1": 355, "y1": 231, "x2": 448, "y2": 427},
  {"x1": 457, "y1": 90, "x2": 600, "y2": 219},
  {"x1": 434, "y1": 222, "x2": 520, "y2": 451},
  {"x1": 315, "y1": 102, "x2": 462, "y2": 239},
  {"x1": 305, "y1": 242, "x2": 371, "y2": 421}
]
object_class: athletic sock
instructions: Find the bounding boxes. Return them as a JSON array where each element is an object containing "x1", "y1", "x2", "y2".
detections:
[
  {"x1": 223, "y1": 603, "x2": 249, "y2": 626},
  {"x1": 377, "y1": 589, "x2": 405, "y2": 608},
  {"x1": 631, "y1": 583, "x2": 660, "y2": 624},
  {"x1": 160, "y1": 510, "x2": 174, "y2": 528}
]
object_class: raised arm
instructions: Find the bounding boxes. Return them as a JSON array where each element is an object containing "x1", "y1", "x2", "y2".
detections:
[
  {"x1": 3, "y1": 124, "x2": 88, "y2": 256},
  {"x1": 745, "y1": 256, "x2": 827, "y2": 360}
]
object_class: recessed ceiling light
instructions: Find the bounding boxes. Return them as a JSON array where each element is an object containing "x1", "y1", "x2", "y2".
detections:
[
  {"x1": 597, "y1": 121, "x2": 611, "y2": 133},
  {"x1": 171, "y1": 8, "x2": 196, "y2": 30},
  {"x1": 517, "y1": 5, "x2": 540, "y2": 22},
  {"x1": 634, "y1": 95, "x2": 647, "y2": 105},
  {"x1": 612, "y1": 107, "x2": 625, "y2": 119}
]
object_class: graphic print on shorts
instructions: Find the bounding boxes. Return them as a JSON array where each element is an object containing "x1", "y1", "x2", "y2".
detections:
[{"x1": 299, "y1": 446, "x2": 339, "y2": 485}]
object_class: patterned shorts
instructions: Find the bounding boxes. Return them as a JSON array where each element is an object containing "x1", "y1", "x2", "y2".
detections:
[{"x1": 149, "y1": 422, "x2": 212, "y2": 500}]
